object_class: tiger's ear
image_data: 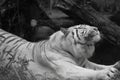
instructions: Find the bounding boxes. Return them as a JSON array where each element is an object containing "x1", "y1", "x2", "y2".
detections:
[{"x1": 60, "y1": 27, "x2": 69, "y2": 36}]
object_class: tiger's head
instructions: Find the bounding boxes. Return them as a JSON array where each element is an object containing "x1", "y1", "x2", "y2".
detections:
[
  {"x1": 60, "y1": 24, "x2": 101, "y2": 58},
  {"x1": 50, "y1": 24, "x2": 101, "y2": 58},
  {"x1": 61, "y1": 24, "x2": 101, "y2": 45}
]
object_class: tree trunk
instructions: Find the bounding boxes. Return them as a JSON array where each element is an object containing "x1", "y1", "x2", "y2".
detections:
[{"x1": 56, "y1": 0, "x2": 120, "y2": 45}]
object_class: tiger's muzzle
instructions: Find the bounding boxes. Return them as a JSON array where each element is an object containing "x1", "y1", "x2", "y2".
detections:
[{"x1": 85, "y1": 27, "x2": 101, "y2": 42}]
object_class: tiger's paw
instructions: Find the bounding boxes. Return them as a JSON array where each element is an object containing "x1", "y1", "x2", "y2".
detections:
[
  {"x1": 113, "y1": 61, "x2": 120, "y2": 71},
  {"x1": 110, "y1": 61, "x2": 120, "y2": 80},
  {"x1": 97, "y1": 67, "x2": 118, "y2": 80}
]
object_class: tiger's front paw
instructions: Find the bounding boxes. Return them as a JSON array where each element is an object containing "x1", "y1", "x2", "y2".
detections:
[
  {"x1": 97, "y1": 67, "x2": 118, "y2": 80},
  {"x1": 113, "y1": 60, "x2": 120, "y2": 71}
]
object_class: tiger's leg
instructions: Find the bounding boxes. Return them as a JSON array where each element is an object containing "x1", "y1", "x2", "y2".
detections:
[
  {"x1": 51, "y1": 60, "x2": 116, "y2": 80},
  {"x1": 81, "y1": 59, "x2": 112, "y2": 70},
  {"x1": 84, "y1": 59, "x2": 120, "y2": 78}
]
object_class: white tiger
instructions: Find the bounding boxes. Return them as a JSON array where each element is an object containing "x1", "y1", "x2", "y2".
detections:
[{"x1": 0, "y1": 24, "x2": 119, "y2": 80}]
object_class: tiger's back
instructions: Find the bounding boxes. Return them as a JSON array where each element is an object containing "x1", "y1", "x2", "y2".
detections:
[
  {"x1": 0, "y1": 29, "x2": 28, "y2": 48},
  {"x1": 0, "y1": 28, "x2": 59, "y2": 80},
  {"x1": 0, "y1": 29, "x2": 33, "y2": 66}
]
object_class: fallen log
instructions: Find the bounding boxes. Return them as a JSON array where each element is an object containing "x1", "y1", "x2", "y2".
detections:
[{"x1": 56, "y1": 0, "x2": 120, "y2": 45}]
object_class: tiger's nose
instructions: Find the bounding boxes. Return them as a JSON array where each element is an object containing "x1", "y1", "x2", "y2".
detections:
[{"x1": 93, "y1": 27, "x2": 98, "y2": 31}]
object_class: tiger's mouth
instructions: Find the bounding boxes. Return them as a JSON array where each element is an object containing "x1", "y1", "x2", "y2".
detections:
[{"x1": 85, "y1": 30, "x2": 101, "y2": 42}]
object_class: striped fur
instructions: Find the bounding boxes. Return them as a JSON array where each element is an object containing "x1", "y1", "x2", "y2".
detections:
[{"x1": 0, "y1": 25, "x2": 119, "y2": 80}]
